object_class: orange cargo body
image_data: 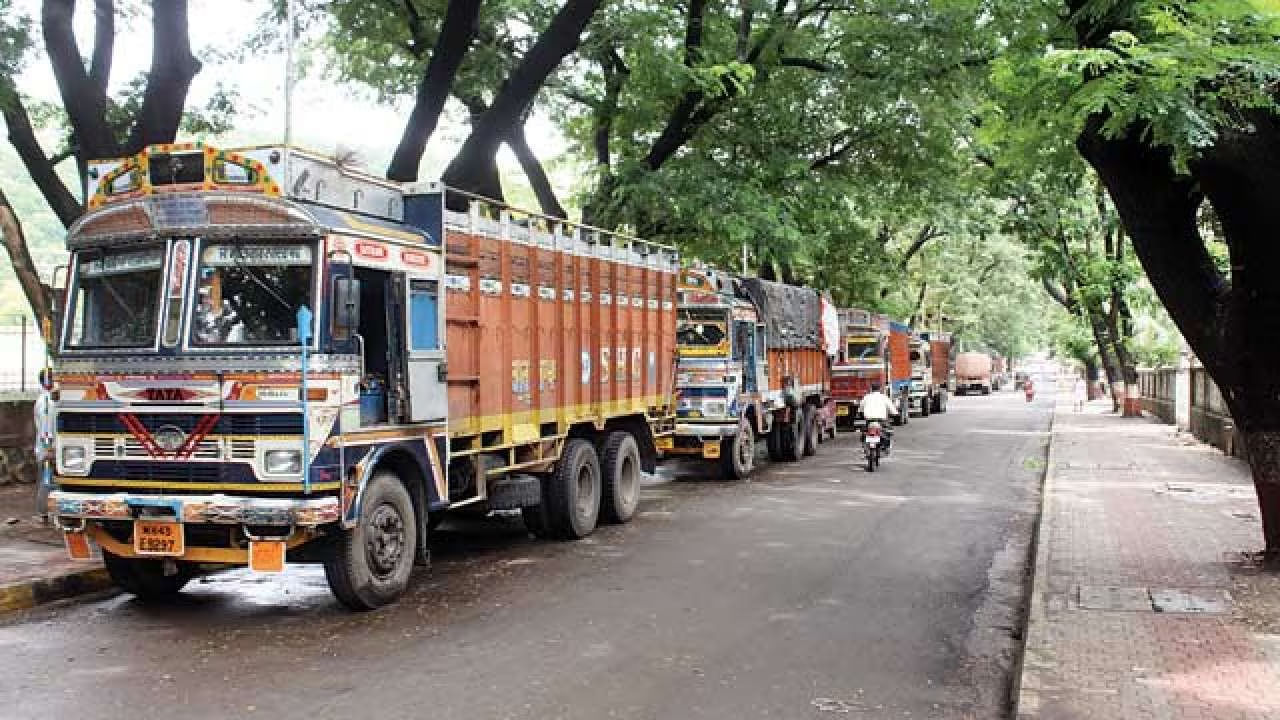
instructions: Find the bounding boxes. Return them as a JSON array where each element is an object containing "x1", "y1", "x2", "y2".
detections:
[
  {"x1": 888, "y1": 325, "x2": 912, "y2": 385},
  {"x1": 930, "y1": 339, "x2": 951, "y2": 387},
  {"x1": 767, "y1": 347, "x2": 830, "y2": 392},
  {"x1": 443, "y1": 204, "x2": 677, "y2": 446}
]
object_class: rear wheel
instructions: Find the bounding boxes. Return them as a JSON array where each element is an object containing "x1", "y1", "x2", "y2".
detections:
[
  {"x1": 778, "y1": 410, "x2": 803, "y2": 462},
  {"x1": 539, "y1": 438, "x2": 601, "y2": 540},
  {"x1": 921, "y1": 396, "x2": 931, "y2": 417},
  {"x1": 865, "y1": 445, "x2": 878, "y2": 472},
  {"x1": 720, "y1": 418, "x2": 755, "y2": 480},
  {"x1": 600, "y1": 432, "x2": 642, "y2": 524},
  {"x1": 103, "y1": 551, "x2": 191, "y2": 601},
  {"x1": 324, "y1": 470, "x2": 417, "y2": 611},
  {"x1": 802, "y1": 406, "x2": 819, "y2": 457}
]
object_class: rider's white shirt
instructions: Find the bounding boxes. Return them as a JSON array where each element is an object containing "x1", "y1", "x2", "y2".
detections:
[{"x1": 860, "y1": 391, "x2": 896, "y2": 421}]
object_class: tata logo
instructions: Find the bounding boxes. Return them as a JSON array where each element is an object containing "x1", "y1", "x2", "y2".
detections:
[
  {"x1": 143, "y1": 387, "x2": 195, "y2": 402},
  {"x1": 153, "y1": 425, "x2": 187, "y2": 453}
]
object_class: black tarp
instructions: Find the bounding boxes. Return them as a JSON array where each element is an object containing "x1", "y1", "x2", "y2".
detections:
[{"x1": 735, "y1": 277, "x2": 822, "y2": 350}]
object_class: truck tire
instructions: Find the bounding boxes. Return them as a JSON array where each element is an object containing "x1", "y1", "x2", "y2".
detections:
[
  {"x1": 892, "y1": 397, "x2": 907, "y2": 427},
  {"x1": 540, "y1": 438, "x2": 602, "y2": 540},
  {"x1": 921, "y1": 395, "x2": 931, "y2": 417},
  {"x1": 103, "y1": 551, "x2": 191, "y2": 600},
  {"x1": 766, "y1": 417, "x2": 784, "y2": 461},
  {"x1": 779, "y1": 410, "x2": 802, "y2": 462},
  {"x1": 324, "y1": 470, "x2": 418, "y2": 611},
  {"x1": 721, "y1": 417, "x2": 755, "y2": 480},
  {"x1": 600, "y1": 432, "x2": 642, "y2": 524},
  {"x1": 802, "y1": 406, "x2": 819, "y2": 457}
]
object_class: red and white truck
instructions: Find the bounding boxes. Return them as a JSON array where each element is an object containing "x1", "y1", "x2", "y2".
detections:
[{"x1": 832, "y1": 310, "x2": 912, "y2": 428}]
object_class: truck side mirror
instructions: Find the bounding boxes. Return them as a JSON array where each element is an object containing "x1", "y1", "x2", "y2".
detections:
[{"x1": 332, "y1": 276, "x2": 361, "y2": 341}]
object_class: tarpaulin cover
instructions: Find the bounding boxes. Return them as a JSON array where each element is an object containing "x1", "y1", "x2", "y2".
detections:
[
  {"x1": 735, "y1": 277, "x2": 823, "y2": 350},
  {"x1": 821, "y1": 297, "x2": 841, "y2": 358}
]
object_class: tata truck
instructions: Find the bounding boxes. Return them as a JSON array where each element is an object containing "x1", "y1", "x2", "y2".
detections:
[
  {"x1": 918, "y1": 331, "x2": 952, "y2": 414},
  {"x1": 907, "y1": 334, "x2": 936, "y2": 417},
  {"x1": 955, "y1": 352, "x2": 994, "y2": 395},
  {"x1": 832, "y1": 309, "x2": 912, "y2": 428},
  {"x1": 664, "y1": 267, "x2": 837, "y2": 479},
  {"x1": 45, "y1": 143, "x2": 679, "y2": 610}
]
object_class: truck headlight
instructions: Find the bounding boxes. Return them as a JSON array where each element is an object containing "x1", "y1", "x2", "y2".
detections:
[
  {"x1": 61, "y1": 445, "x2": 87, "y2": 472},
  {"x1": 264, "y1": 449, "x2": 302, "y2": 475}
]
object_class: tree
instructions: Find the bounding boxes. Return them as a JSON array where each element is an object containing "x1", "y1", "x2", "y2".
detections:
[
  {"x1": 0, "y1": 0, "x2": 206, "y2": 327},
  {"x1": 1026, "y1": 0, "x2": 1280, "y2": 553}
]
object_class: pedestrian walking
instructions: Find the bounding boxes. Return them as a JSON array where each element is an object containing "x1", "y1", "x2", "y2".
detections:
[
  {"x1": 33, "y1": 368, "x2": 54, "y2": 520},
  {"x1": 1073, "y1": 376, "x2": 1087, "y2": 412}
]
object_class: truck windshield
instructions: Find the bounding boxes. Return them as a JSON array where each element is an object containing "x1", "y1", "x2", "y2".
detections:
[
  {"x1": 846, "y1": 338, "x2": 879, "y2": 359},
  {"x1": 677, "y1": 308, "x2": 729, "y2": 356},
  {"x1": 191, "y1": 242, "x2": 315, "y2": 347},
  {"x1": 66, "y1": 246, "x2": 164, "y2": 349}
]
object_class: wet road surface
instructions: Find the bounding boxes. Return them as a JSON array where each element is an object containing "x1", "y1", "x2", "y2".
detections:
[{"x1": 0, "y1": 389, "x2": 1052, "y2": 719}]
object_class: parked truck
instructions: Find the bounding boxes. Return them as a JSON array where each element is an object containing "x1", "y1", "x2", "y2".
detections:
[
  {"x1": 921, "y1": 331, "x2": 952, "y2": 414},
  {"x1": 45, "y1": 143, "x2": 679, "y2": 609},
  {"x1": 831, "y1": 310, "x2": 912, "y2": 428},
  {"x1": 664, "y1": 267, "x2": 837, "y2": 479},
  {"x1": 906, "y1": 334, "x2": 937, "y2": 417},
  {"x1": 955, "y1": 352, "x2": 994, "y2": 395}
]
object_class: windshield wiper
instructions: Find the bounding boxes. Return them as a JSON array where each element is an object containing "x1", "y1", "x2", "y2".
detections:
[{"x1": 229, "y1": 246, "x2": 294, "y2": 313}]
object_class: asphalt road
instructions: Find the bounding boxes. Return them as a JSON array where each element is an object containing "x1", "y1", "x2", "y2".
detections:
[{"x1": 0, "y1": 387, "x2": 1052, "y2": 720}]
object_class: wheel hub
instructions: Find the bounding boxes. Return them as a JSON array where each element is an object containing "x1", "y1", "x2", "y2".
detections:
[{"x1": 365, "y1": 503, "x2": 407, "y2": 578}]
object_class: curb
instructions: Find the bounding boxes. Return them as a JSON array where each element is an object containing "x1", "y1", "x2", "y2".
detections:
[
  {"x1": 1011, "y1": 395, "x2": 1060, "y2": 719},
  {"x1": 0, "y1": 566, "x2": 114, "y2": 616}
]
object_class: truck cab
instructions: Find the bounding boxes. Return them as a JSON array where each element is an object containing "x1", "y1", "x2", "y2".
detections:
[
  {"x1": 907, "y1": 335, "x2": 935, "y2": 417},
  {"x1": 831, "y1": 309, "x2": 887, "y2": 426},
  {"x1": 667, "y1": 267, "x2": 769, "y2": 478}
]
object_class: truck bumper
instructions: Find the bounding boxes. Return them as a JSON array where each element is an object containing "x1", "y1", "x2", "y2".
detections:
[
  {"x1": 49, "y1": 490, "x2": 341, "y2": 527},
  {"x1": 49, "y1": 490, "x2": 340, "y2": 567},
  {"x1": 665, "y1": 422, "x2": 737, "y2": 459}
]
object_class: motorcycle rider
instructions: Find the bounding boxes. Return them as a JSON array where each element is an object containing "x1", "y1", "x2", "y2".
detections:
[{"x1": 859, "y1": 382, "x2": 900, "y2": 454}]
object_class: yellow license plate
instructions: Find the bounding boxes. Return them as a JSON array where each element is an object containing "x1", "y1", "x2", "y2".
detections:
[
  {"x1": 837, "y1": 406, "x2": 851, "y2": 416},
  {"x1": 656, "y1": 436, "x2": 674, "y2": 451},
  {"x1": 687, "y1": 410, "x2": 702, "y2": 418},
  {"x1": 702, "y1": 442, "x2": 721, "y2": 459},
  {"x1": 133, "y1": 520, "x2": 184, "y2": 557},
  {"x1": 249, "y1": 541, "x2": 286, "y2": 573}
]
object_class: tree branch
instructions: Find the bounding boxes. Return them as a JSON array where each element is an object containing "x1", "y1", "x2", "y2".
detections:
[
  {"x1": 0, "y1": 187, "x2": 53, "y2": 326},
  {"x1": 899, "y1": 225, "x2": 945, "y2": 268},
  {"x1": 0, "y1": 75, "x2": 83, "y2": 227},
  {"x1": 387, "y1": 0, "x2": 484, "y2": 181},
  {"x1": 125, "y1": 0, "x2": 202, "y2": 154},
  {"x1": 42, "y1": 0, "x2": 115, "y2": 157}
]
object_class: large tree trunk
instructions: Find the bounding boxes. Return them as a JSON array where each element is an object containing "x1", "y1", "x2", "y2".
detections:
[
  {"x1": 386, "y1": 0, "x2": 483, "y2": 181},
  {"x1": 125, "y1": 0, "x2": 201, "y2": 153},
  {"x1": 1083, "y1": 356, "x2": 1101, "y2": 400},
  {"x1": 1078, "y1": 112, "x2": 1280, "y2": 554},
  {"x1": 442, "y1": 0, "x2": 604, "y2": 198},
  {"x1": 1082, "y1": 301, "x2": 1121, "y2": 412},
  {"x1": 0, "y1": 189, "x2": 53, "y2": 327}
]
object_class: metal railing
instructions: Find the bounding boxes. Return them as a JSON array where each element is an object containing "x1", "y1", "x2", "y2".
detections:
[{"x1": 0, "y1": 316, "x2": 47, "y2": 395}]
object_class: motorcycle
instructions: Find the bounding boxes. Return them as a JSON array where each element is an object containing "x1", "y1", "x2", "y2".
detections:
[
  {"x1": 862, "y1": 420, "x2": 885, "y2": 472},
  {"x1": 1024, "y1": 381, "x2": 1036, "y2": 403}
]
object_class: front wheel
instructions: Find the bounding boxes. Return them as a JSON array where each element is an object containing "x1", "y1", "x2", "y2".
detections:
[
  {"x1": 865, "y1": 445, "x2": 878, "y2": 472},
  {"x1": 324, "y1": 470, "x2": 418, "y2": 611},
  {"x1": 103, "y1": 551, "x2": 191, "y2": 601},
  {"x1": 721, "y1": 418, "x2": 755, "y2": 480}
]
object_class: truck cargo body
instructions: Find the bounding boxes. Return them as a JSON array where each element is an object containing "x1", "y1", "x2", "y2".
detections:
[
  {"x1": 667, "y1": 269, "x2": 835, "y2": 478},
  {"x1": 955, "y1": 352, "x2": 994, "y2": 395},
  {"x1": 46, "y1": 143, "x2": 677, "y2": 609}
]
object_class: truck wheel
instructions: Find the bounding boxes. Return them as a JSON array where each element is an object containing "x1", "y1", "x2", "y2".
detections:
[
  {"x1": 600, "y1": 432, "x2": 642, "y2": 524},
  {"x1": 779, "y1": 410, "x2": 802, "y2": 462},
  {"x1": 540, "y1": 438, "x2": 601, "y2": 540},
  {"x1": 721, "y1": 418, "x2": 755, "y2": 480},
  {"x1": 766, "y1": 418, "x2": 784, "y2": 461},
  {"x1": 324, "y1": 470, "x2": 418, "y2": 611},
  {"x1": 802, "y1": 406, "x2": 819, "y2": 457},
  {"x1": 103, "y1": 551, "x2": 191, "y2": 600},
  {"x1": 921, "y1": 395, "x2": 931, "y2": 417}
]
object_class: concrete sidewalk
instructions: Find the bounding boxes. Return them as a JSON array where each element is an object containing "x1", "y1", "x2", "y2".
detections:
[
  {"x1": 1018, "y1": 396, "x2": 1280, "y2": 719},
  {"x1": 0, "y1": 485, "x2": 111, "y2": 615}
]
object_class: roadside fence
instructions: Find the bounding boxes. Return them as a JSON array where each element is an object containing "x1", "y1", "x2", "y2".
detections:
[
  {"x1": 0, "y1": 316, "x2": 47, "y2": 397},
  {"x1": 1137, "y1": 361, "x2": 1246, "y2": 459}
]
